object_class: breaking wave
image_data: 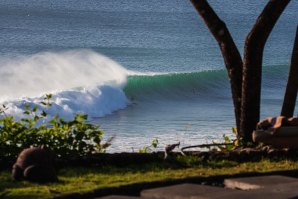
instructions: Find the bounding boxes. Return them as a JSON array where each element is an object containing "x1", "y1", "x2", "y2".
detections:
[{"x1": 0, "y1": 49, "x2": 289, "y2": 120}]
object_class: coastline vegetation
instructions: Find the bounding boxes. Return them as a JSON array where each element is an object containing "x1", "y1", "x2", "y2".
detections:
[
  {"x1": 0, "y1": 96, "x2": 297, "y2": 198},
  {"x1": 0, "y1": 94, "x2": 296, "y2": 199},
  {"x1": 0, "y1": 94, "x2": 109, "y2": 162},
  {"x1": 0, "y1": 94, "x2": 298, "y2": 199}
]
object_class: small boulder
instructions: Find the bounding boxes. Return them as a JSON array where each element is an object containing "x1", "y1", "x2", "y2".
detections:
[{"x1": 12, "y1": 146, "x2": 57, "y2": 183}]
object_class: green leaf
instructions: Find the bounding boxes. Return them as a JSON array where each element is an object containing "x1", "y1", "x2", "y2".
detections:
[
  {"x1": 233, "y1": 139, "x2": 239, "y2": 147},
  {"x1": 34, "y1": 115, "x2": 40, "y2": 122},
  {"x1": 151, "y1": 138, "x2": 159, "y2": 148},
  {"x1": 223, "y1": 134, "x2": 230, "y2": 143},
  {"x1": 232, "y1": 127, "x2": 237, "y2": 134},
  {"x1": 32, "y1": 106, "x2": 38, "y2": 112},
  {"x1": 23, "y1": 111, "x2": 30, "y2": 115},
  {"x1": 40, "y1": 102, "x2": 47, "y2": 106},
  {"x1": 46, "y1": 94, "x2": 53, "y2": 99},
  {"x1": 21, "y1": 118, "x2": 29, "y2": 123},
  {"x1": 41, "y1": 111, "x2": 47, "y2": 117}
]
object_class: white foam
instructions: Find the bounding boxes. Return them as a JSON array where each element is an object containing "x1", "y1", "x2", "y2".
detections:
[
  {"x1": 5, "y1": 85, "x2": 129, "y2": 120},
  {"x1": 0, "y1": 49, "x2": 128, "y2": 100},
  {"x1": 0, "y1": 50, "x2": 130, "y2": 119}
]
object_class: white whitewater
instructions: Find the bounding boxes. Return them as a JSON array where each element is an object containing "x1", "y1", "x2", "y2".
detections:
[{"x1": 0, "y1": 50, "x2": 130, "y2": 119}]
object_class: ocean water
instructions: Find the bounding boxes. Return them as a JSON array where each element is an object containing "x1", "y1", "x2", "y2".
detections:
[{"x1": 0, "y1": 0, "x2": 297, "y2": 152}]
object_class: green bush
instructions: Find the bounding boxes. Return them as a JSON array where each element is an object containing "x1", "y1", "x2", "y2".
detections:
[
  {"x1": 0, "y1": 94, "x2": 109, "y2": 160},
  {"x1": 138, "y1": 138, "x2": 159, "y2": 153}
]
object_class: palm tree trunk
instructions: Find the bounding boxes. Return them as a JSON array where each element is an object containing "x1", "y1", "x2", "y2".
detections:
[
  {"x1": 281, "y1": 26, "x2": 298, "y2": 117},
  {"x1": 240, "y1": 0, "x2": 291, "y2": 141}
]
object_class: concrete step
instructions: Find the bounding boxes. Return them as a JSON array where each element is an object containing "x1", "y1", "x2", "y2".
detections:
[
  {"x1": 208, "y1": 181, "x2": 298, "y2": 199},
  {"x1": 224, "y1": 175, "x2": 298, "y2": 190},
  {"x1": 141, "y1": 183, "x2": 240, "y2": 199},
  {"x1": 95, "y1": 176, "x2": 298, "y2": 199}
]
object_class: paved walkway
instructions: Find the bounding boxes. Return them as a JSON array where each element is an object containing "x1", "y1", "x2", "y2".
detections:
[{"x1": 96, "y1": 175, "x2": 298, "y2": 199}]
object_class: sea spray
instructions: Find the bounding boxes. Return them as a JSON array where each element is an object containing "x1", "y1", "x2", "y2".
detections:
[
  {"x1": 0, "y1": 50, "x2": 130, "y2": 119},
  {"x1": 0, "y1": 49, "x2": 128, "y2": 99}
]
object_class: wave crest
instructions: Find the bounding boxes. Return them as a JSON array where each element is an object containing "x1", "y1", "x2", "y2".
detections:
[
  {"x1": 0, "y1": 50, "x2": 130, "y2": 119},
  {"x1": 0, "y1": 49, "x2": 128, "y2": 100}
]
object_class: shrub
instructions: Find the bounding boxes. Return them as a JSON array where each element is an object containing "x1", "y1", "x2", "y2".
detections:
[
  {"x1": 139, "y1": 138, "x2": 159, "y2": 153},
  {"x1": 0, "y1": 94, "x2": 109, "y2": 160}
]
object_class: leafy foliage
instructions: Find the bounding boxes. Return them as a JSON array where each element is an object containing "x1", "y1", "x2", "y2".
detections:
[
  {"x1": 139, "y1": 138, "x2": 159, "y2": 153},
  {"x1": 210, "y1": 128, "x2": 246, "y2": 152},
  {"x1": 0, "y1": 94, "x2": 109, "y2": 160}
]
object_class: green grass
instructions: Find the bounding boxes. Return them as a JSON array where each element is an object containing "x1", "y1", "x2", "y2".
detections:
[{"x1": 1, "y1": 157, "x2": 298, "y2": 199}]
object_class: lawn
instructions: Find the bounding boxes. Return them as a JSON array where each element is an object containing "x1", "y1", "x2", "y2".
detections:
[{"x1": 1, "y1": 155, "x2": 298, "y2": 199}]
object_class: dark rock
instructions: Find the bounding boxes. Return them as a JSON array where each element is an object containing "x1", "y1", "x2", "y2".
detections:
[{"x1": 12, "y1": 146, "x2": 57, "y2": 183}]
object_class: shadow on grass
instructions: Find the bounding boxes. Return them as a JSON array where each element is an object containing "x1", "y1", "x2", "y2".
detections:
[{"x1": 58, "y1": 155, "x2": 238, "y2": 177}]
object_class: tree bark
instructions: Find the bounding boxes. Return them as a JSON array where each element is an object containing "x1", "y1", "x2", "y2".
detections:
[
  {"x1": 240, "y1": 0, "x2": 291, "y2": 141},
  {"x1": 190, "y1": 0, "x2": 243, "y2": 132},
  {"x1": 281, "y1": 26, "x2": 298, "y2": 117}
]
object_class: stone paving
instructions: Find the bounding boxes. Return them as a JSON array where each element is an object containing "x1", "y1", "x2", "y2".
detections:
[
  {"x1": 224, "y1": 175, "x2": 298, "y2": 190},
  {"x1": 96, "y1": 175, "x2": 298, "y2": 199}
]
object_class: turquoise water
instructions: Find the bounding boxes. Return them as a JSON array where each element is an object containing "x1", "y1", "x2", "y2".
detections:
[{"x1": 0, "y1": 0, "x2": 297, "y2": 151}]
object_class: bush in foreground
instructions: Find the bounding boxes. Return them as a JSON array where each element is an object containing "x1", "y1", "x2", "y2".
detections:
[{"x1": 0, "y1": 94, "x2": 108, "y2": 161}]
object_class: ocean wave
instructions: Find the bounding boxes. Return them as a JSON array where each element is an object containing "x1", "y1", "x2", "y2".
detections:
[
  {"x1": 0, "y1": 49, "x2": 128, "y2": 100},
  {"x1": 124, "y1": 70, "x2": 230, "y2": 101},
  {"x1": 0, "y1": 49, "x2": 290, "y2": 120},
  {"x1": 0, "y1": 49, "x2": 130, "y2": 119},
  {"x1": 123, "y1": 64, "x2": 289, "y2": 102},
  {"x1": 4, "y1": 85, "x2": 128, "y2": 120}
]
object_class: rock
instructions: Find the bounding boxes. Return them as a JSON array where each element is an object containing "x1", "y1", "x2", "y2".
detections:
[{"x1": 12, "y1": 146, "x2": 57, "y2": 183}]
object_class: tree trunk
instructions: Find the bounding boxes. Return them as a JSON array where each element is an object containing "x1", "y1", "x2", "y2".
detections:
[
  {"x1": 240, "y1": 0, "x2": 291, "y2": 141},
  {"x1": 190, "y1": 0, "x2": 243, "y2": 132},
  {"x1": 281, "y1": 26, "x2": 298, "y2": 117}
]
